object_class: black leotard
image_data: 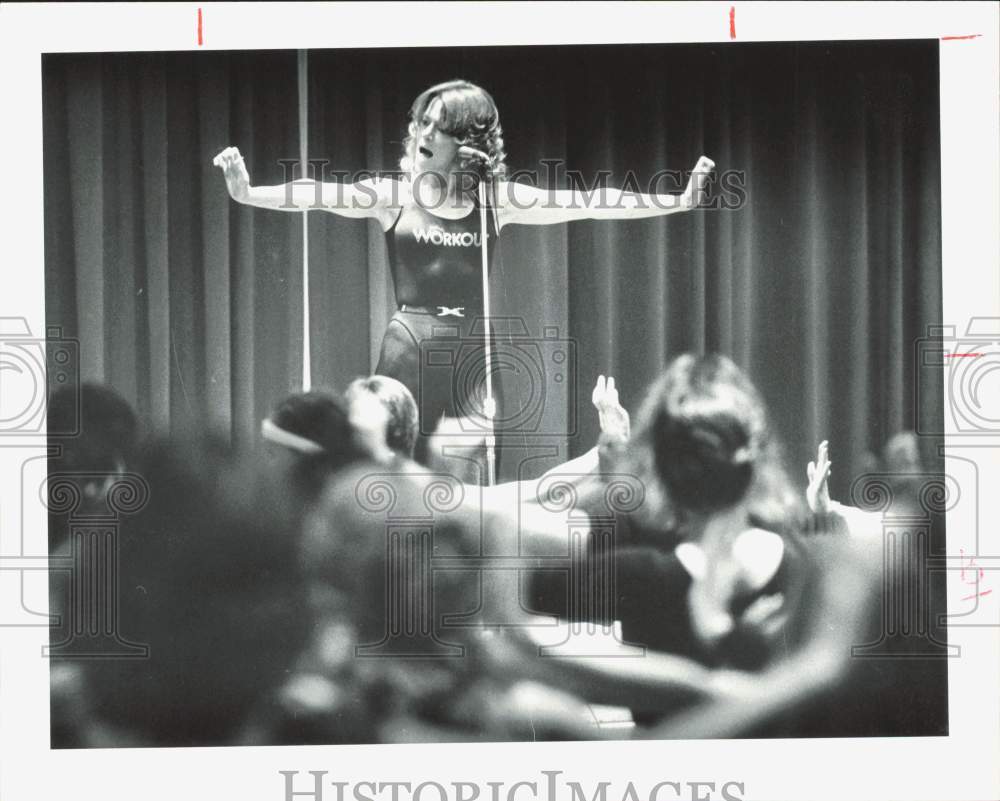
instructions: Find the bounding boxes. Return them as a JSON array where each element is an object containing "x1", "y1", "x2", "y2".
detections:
[
  {"x1": 385, "y1": 197, "x2": 498, "y2": 310},
  {"x1": 374, "y1": 195, "x2": 503, "y2": 469}
]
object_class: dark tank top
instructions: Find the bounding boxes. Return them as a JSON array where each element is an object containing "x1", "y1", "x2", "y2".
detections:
[{"x1": 385, "y1": 196, "x2": 498, "y2": 310}]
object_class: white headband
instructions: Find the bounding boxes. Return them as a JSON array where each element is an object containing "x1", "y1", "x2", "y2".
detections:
[{"x1": 260, "y1": 418, "x2": 325, "y2": 455}]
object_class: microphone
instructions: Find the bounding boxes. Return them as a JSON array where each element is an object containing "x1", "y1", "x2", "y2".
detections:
[{"x1": 458, "y1": 145, "x2": 493, "y2": 165}]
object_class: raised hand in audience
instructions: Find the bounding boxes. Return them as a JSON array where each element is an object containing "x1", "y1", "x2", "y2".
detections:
[
  {"x1": 592, "y1": 374, "x2": 630, "y2": 476},
  {"x1": 592, "y1": 374, "x2": 630, "y2": 440},
  {"x1": 806, "y1": 439, "x2": 832, "y2": 514}
]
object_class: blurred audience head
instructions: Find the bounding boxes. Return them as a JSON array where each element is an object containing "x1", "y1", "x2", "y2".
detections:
[
  {"x1": 631, "y1": 353, "x2": 803, "y2": 536},
  {"x1": 301, "y1": 463, "x2": 498, "y2": 738},
  {"x1": 47, "y1": 383, "x2": 140, "y2": 549},
  {"x1": 48, "y1": 382, "x2": 140, "y2": 472},
  {"x1": 303, "y1": 463, "x2": 477, "y2": 652},
  {"x1": 345, "y1": 375, "x2": 418, "y2": 459},
  {"x1": 262, "y1": 390, "x2": 372, "y2": 498},
  {"x1": 84, "y1": 435, "x2": 311, "y2": 746},
  {"x1": 883, "y1": 430, "x2": 923, "y2": 474}
]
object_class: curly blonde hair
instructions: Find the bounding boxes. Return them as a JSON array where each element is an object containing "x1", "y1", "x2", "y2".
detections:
[{"x1": 400, "y1": 80, "x2": 507, "y2": 181}]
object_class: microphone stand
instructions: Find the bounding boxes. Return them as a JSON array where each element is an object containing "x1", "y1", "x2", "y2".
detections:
[{"x1": 475, "y1": 167, "x2": 497, "y2": 487}]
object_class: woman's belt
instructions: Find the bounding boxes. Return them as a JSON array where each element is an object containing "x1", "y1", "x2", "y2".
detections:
[{"x1": 398, "y1": 304, "x2": 477, "y2": 318}]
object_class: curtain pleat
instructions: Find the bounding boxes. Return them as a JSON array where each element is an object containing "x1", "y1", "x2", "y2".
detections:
[
  {"x1": 139, "y1": 56, "x2": 171, "y2": 431},
  {"x1": 65, "y1": 59, "x2": 105, "y2": 383}
]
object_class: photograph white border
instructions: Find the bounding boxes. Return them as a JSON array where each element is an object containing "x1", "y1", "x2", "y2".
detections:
[{"x1": 1, "y1": 3, "x2": 997, "y2": 800}]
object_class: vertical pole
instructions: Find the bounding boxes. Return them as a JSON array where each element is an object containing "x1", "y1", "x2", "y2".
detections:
[
  {"x1": 298, "y1": 49, "x2": 311, "y2": 391},
  {"x1": 478, "y1": 179, "x2": 496, "y2": 486}
]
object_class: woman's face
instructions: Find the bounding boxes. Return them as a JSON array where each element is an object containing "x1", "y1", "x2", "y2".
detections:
[{"x1": 413, "y1": 98, "x2": 461, "y2": 177}]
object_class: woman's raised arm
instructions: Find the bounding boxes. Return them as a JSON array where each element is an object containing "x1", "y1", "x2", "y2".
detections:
[
  {"x1": 498, "y1": 155, "x2": 715, "y2": 227},
  {"x1": 212, "y1": 146, "x2": 399, "y2": 227}
]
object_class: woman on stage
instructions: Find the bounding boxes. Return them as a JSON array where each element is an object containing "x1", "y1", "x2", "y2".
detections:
[{"x1": 214, "y1": 79, "x2": 714, "y2": 473}]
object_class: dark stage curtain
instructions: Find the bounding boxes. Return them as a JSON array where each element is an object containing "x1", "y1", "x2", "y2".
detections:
[
  {"x1": 43, "y1": 50, "x2": 304, "y2": 448},
  {"x1": 44, "y1": 41, "x2": 942, "y2": 489}
]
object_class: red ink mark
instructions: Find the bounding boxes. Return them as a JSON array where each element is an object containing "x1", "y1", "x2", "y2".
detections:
[
  {"x1": 197, "y1": 8, "x2": 203, "y2": 46},
  {"x1": 959, "y1": 549, "x2": 991, "y2": 602},
  {"x1": 959, "y1": 549, "x2": 984, "y2": 583},
  {"x1": 729, "y1": 6, "x2": 736, "y2": 40},
  {"x1": 941, "y1": 34, "x2": 982, "y2": 41},
  {"x1": 946, "y1": 352, "x2": 984, "y2": 358}
]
